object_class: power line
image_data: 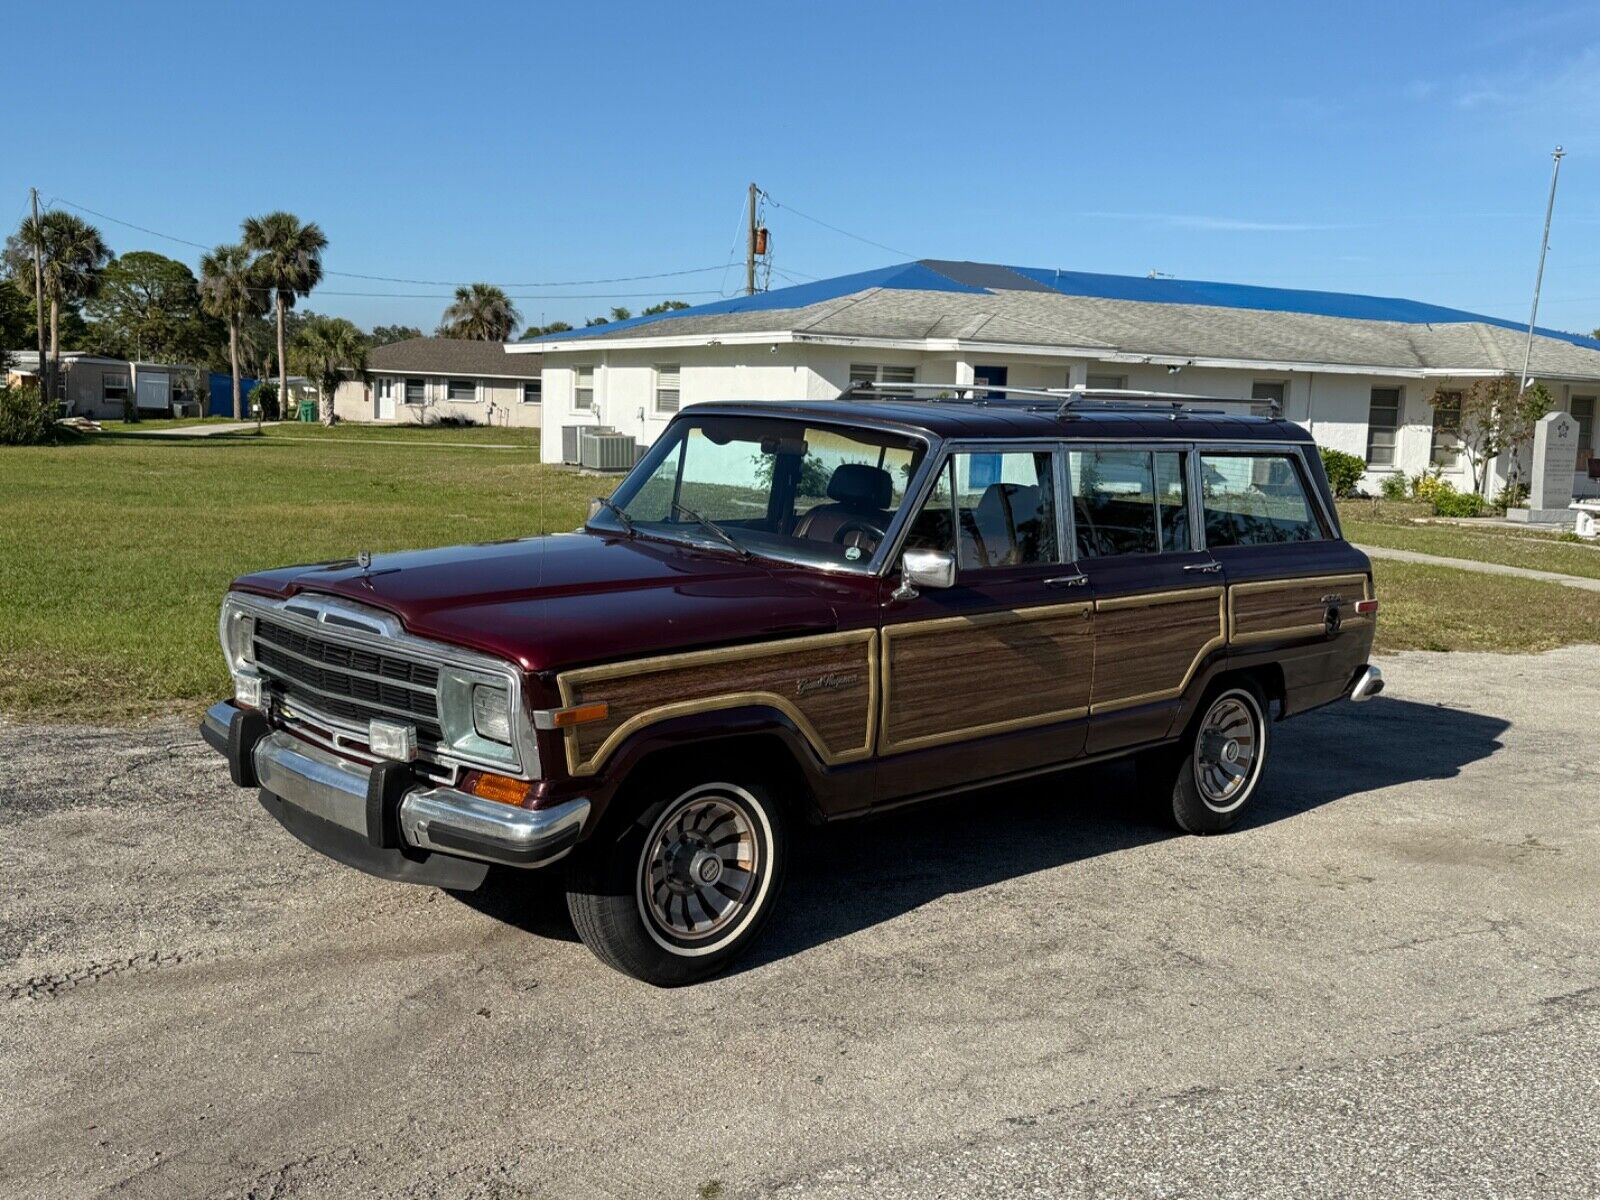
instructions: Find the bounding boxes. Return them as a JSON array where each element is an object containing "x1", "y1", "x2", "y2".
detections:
[
  {"x1": 760, "y1": 191, "x2": 916, "y2": 259},
  {"x1": 42, "y1": 193, "x2": 737, "y2": 291}
]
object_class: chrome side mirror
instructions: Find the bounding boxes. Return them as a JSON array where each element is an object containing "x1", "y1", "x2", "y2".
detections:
[{"x1": 892, "y1": 548, "x2": 956, "y2": 602}]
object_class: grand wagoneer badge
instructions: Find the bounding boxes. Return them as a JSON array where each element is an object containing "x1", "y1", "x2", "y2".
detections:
[{"x1": 795, "y1": 671, "x2": 860, "y2": 697}]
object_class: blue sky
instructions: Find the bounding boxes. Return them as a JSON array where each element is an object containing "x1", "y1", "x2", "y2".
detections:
[{"x1": 8, "y1": 0, "x2": 1600, "y2": 336}]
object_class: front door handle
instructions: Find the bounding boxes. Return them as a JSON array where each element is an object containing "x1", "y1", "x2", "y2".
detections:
[
  {"x1": 1183, "y1": 562, "x2": 1223, "y2": 574},
  {"x1": 1044, "y1": 574, "x2": 1090, "y2": 589}
]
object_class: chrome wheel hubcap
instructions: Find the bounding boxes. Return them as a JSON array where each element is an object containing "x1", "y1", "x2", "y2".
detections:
[
  {"x1": 640, "y1": 791, "x2": 759, "y2": 942},
  {"x1": 1194, "y1": 695, "x2": 1260, "y2": 812}
]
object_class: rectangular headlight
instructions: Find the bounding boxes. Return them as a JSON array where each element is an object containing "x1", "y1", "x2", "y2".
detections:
[
  {"x1": 472, "y1": 685, "x2": 512, "y2": 744},
  {"x1": 219, "y1": 601, "x2": 256, "y2": 671}
]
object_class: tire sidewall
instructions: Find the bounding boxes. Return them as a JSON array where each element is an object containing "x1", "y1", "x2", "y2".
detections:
[{"x1": 1173, "y1": 682, "x2": 1269, "y2": 834}]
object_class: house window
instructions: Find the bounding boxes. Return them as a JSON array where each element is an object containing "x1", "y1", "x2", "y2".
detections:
[
  {"x1": 522, "y1": 379, "x2": 542, "y2": 404},
  {"x1": 1572, "y1": 396, "x2": 1595, "y2": 466},
  {"x1": 848, "y1": 364, "x2": 916, "y2": 388},
  {"x1": 1366, "y1": 387, "x2": 1402, "y2": 466},
  {"x1": 574, "y1": 365, "x2": 595, "y2": 410},
  {"x1": 446, "y1": 378, "x2": 477, "y2": 403},
  {"x1": 1086, "y1": 373, "x2": 1128, "y2": 390},
  {"x1": 1251, "y1": 381, "x2": 1287, "y2": 416},
  {"x1": 404, "y1": 377, "x2": 427, "y2": 405},
  {"x1": 102, "y1": 372, "x2": 129, "y2": 403},
  {"x1": 1431, "y1": 391, "x2": 1464, "y2": 469},
  {"x1": 654, "y1": 364, "x2": 681, "y2": 414}
]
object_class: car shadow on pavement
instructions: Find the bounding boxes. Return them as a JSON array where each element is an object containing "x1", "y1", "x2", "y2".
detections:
[
  {"x1": 736, "y1": 694, "x2": 1510, "y2": 974},
  {"x1": 452, "y1": 695, "x2": 1509, "y2": 966}
]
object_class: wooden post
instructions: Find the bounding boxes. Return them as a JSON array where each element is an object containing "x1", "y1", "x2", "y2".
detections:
[{"x1": 29, "y1": 188, "x2": 49, "y2": 405}]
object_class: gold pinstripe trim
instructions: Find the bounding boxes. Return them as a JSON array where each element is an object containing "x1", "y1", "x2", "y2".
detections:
[
  {"x1": 555, "y1": 629, "x2": 879, "y2": 776},
  {"x1": 878, "y1": 601, "x2": 1094, "y2": 755},
  {"x1": 1227, "y1": 573, "x2": 1371, "y2": 646},
  {"x1": 1088, "y1": 586, "x2": 1227, "y2": 714}
]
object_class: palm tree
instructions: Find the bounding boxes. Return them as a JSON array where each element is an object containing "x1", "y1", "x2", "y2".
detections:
[
  {"x1": 4, "y1": 211, "x2": 111, "y2": 401},
  {"x1": 437, "y1": 282, "x2": 521, "y2": 341},
  {"x1": 199, "y1": 243, "x2": 267, "y2": 420},
  {"x1": 241, "y1": 212, "x2": 327, "y2": 419},
  {"x1": 291, "y1": 315, "x2": 367, "y2": 425}
]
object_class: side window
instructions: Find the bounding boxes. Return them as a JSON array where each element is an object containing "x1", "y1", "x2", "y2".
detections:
[
  {"x1": 1200, "y1": 453, "x2": 1325, "y2": 547},
  {"x1": 1070, "y1": 448, "x2": 1157, "y2": 556},
  {"x1": 904, "y1": 451, "x2": 1060, "y2": 568},
  {"x1": 1155, "y1": 451, "x2": 1192, "y2": 552}
]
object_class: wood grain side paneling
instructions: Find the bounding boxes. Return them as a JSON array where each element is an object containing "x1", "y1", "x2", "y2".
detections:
[
  {"x1": 1090, "y1": 587, "x2": 1226, "y2": 713},
  {"x1": 880, "y1": 603, "x2": 1093, "y2": 755},
  {"x1": 556, "y1": 630, "x2": 877, "y2": 776},
  {"x1": 1229, "y1": 573, "x2": 1371, "y2": 645}
]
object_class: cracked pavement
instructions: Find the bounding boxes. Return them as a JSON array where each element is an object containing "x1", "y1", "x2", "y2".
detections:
[{"x1": 3, "y1": 646, "x2": 1598, "y2": 1198}]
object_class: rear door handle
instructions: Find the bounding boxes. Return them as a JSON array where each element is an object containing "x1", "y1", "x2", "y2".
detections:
[
  {"x1": 1183, "y1": 562, "x2": 1223, "y2": 574},
  {"x1": 1044, "y1": 574, "x2": 1090, "y2": 589}
]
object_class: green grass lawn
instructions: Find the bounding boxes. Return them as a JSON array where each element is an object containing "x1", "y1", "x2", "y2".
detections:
[
  {"x1": 1338, "y1": 499, "x2": 1600, "y2": 581},
  {"x1": 2, "y1": 435, "x2": 1598, "y2": 722},
  {"x1": 0, "y1": 429, "x2": 591, "y2": 719}
]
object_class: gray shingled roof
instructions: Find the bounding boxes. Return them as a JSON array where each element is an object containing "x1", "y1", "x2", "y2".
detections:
[
  {"x1": 366, "y1": 337, "x2": 539, "y2": 378},
  {"x1": 542, "y1": 283, "x2": 1600, "y2": 379}
]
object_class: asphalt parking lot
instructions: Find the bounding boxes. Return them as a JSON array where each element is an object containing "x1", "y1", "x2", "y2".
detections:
[{"x1": 4, "y1": 645, "x2": 1599, "y2": 1199}]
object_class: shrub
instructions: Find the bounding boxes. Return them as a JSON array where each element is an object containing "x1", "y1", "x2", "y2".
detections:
[
  {"x1": 0, "y1": 384, "x2": 59, "y2": 446},
  {"x1": 432, "y1": 413, "x2": 479, "y2": 428},
  {"x1": 1491, "y1": 482, "x2": 1529, "y2": 512},
  {"x1": 1431, "y1": 488, "x2": 1486, "y2": 518},
  {"x1": 1318, "y1": 447, "x2": 1366, "y2": 498},
  {"x1": 1378, "y1": 473, "x2": 1408, "y2": 501},
  {"x1": 248, "y1": 381, "x2": 279, "y2": 421}
]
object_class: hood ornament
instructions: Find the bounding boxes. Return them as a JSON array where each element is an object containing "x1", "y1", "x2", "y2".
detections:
[{"x1": 357, "y1": 549, "x2": 372, "y2": 573}]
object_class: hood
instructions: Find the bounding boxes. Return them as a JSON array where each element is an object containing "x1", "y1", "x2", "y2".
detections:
[{"x1": 230, "y1": 532, "x2": 864, "y2": 672}]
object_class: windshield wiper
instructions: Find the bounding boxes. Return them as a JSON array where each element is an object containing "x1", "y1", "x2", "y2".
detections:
[
  {"x1": 591, "y1": 497, "x2": 636, "y2": 537},
  {"x1": 671, "y1": 502, "x2": 751, "y2": 560}
]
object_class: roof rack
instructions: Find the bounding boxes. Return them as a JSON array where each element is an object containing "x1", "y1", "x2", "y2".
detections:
[{"x1": 841, "y1": 380, "x2": 1281, "y2": 419}]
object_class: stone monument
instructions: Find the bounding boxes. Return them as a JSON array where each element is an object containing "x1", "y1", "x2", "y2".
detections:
[{"x1": 1508, "y1": 410, "x2": 1580, "y2": 524}]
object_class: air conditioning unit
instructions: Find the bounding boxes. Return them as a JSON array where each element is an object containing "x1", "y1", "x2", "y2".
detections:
[
  {"x1": 560, "y1": 425, "x2": 584, "y2": 464},
  {"x1": 580, "y1": 429, "x2": 639, "y2": 472}
]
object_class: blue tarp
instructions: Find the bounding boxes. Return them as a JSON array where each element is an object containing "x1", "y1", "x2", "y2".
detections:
[
  {"x1": 208, "y1": 371, "x2": 260, "y2": 417},
  {"x1": 528, "y1": 258, "x2": 1600, "y2": 351}
]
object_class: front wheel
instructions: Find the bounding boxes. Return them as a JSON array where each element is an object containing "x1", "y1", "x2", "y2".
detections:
[
  {"x1": 566, "y1": 779, "x2": 786, "y2": 986},
  {"x1": 1140, "y1": 682, "x2": 1269, "y2": 834}
]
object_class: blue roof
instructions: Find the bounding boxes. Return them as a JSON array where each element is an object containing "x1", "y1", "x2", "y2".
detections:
[{"x1": 527, "y1": 258, "x2": 1600, "y2": 351}]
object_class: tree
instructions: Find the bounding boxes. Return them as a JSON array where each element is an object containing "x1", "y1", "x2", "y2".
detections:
[
  {"x1": 242, "y1": 212, "x2": 327, "y2": 425},
  {"x1": 200, "y1": 243, "x2": 269, "y2": 420},
  {"x1": 291, "y1": 314, "x2": 367, "y2": 425},
  {"x1": 370, "y1": 323, "x2": 422, "y2": 347},
  {"x1": 608, "y1": 306, "x2": 632, "y2": 322},
  {"x1": 640, "y1": 299, "x2": 690, "y2": 316},
  {"x1": 3, "y1": 210, "x2": 111, "y2": 398},
  {"x1": 1429, "y1": 375, "x2": 1552, "y2": 495},
  {"x1": 519, "y1": 320, "x2": 573, "y2": 340},
  {"x1": 437, "y1": 283, "x2": 521, "y2": 341},
  {"x1": 87, "y1": 251, "x2": 220, "y2": 365}
]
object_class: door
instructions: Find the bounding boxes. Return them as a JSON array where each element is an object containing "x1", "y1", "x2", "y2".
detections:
[
  {"x1": 876, "y1": 444, "x2": 1094, "y2": 800},
  {"x1": 973, "y1": 364, "x2": 1008, "y2": 404},
  {"x1": 1196, "y1": 447, "x2": 1374, "y2": 710},
  {"x1": 375, "y1": 377, "x2": 396, "y2": 421},
  {"x1": 1067, "y1": 445, "x2": 1230, "y2": 754}
]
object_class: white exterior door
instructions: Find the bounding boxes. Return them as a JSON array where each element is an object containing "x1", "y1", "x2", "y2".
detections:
[{"x1": 376, "y1": 377, "x2": 396, "y2": 420}]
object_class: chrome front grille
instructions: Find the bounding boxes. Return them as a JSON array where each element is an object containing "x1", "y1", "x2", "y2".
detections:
[{"x1": 253, "y1": 617, "x2": 444, "y2": 741}]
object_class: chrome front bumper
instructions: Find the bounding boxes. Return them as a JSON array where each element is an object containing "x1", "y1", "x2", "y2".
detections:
[{"x1": 202, "y1": 701, "x2": 588, "y2": 872}]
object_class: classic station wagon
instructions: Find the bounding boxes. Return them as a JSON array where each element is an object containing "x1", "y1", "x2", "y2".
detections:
[{"x1": 202, "y1": 387, "x2": 1381, "y2": 985}]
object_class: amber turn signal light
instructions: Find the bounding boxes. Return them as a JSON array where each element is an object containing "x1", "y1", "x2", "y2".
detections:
[
  {"x1": 464, "y1": 772, "x2": 533, "y2": 806},
  {"x1": 549, "y1": 702, "x2": 609, "y2": 728}
]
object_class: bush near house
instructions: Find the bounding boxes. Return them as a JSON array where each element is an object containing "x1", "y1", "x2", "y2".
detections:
[
  {"x1": 0, "y1": 384, "x2": 64, "y2": 446},
  {"x1": 1410, "y1": 471, "x2": 1486, "y2": 518},
  {"x1": 1318, "y1": 447, "x2": 1366, "y2": 498},
  {"x1": 1378, "y1": 473, "x2": 1409, "y2": 501}
]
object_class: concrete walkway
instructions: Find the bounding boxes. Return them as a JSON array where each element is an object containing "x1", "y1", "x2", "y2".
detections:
[
  {"x1": 1356, "y1": 543, "x2": 1600, "y2": 593},
  {"x1": 134, "y1": 422, "x2": 259, "y2": 437}
]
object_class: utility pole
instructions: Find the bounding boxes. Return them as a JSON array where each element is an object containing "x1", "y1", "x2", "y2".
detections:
[
  {"x1": 746, "y1": 182, "x2": 758, "y2": 296},
  {"x1": 1519, "y1": 145, "x2": 1565, "y2": 390},
  {"x1": 29, "y1": 188, "x2": 48, "y2": 403}
]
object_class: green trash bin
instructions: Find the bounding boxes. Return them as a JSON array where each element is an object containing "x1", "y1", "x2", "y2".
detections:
[{"x1": 297, "y1": 398, "x2": 318, "y2": 422}]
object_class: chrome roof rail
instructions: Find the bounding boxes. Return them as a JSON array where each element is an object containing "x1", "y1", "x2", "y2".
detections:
[{"x1": 840, "y1": 380, "x2": 1281, "y2": 419}]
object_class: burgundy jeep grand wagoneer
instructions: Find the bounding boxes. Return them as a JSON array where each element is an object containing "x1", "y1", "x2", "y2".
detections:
[{"x1": 202, "y1": 389, "x2": 1381, "y2": 985}]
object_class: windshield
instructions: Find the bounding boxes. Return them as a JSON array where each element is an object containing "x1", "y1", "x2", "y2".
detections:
[{"x1": 591, "y1": 415, "x2": 928, "y2": 571}]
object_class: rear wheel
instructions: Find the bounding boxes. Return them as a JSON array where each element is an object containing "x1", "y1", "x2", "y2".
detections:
[
  {"x1": 566, "y1": 778, "x2": 786, "y2": 986},
  {"x1": 1141, "y1": 682, "x2": 1269, "y2": 834}
]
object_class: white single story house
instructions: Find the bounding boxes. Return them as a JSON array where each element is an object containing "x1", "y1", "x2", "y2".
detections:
[
  {"x1": 331, "y1": 337, "x2": 542, "y2": 428},
  {"x1": 508, "y1": 260, "x2": 1600, "y2": 499},
  {"x1": 6, "y1": 350, "x2": 209, "y2": 419}
]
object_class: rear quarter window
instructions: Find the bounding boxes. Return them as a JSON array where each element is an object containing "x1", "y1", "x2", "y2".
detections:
[{"x1": 1200, "y1": 452, "x2": 1325, "y2": 546}]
